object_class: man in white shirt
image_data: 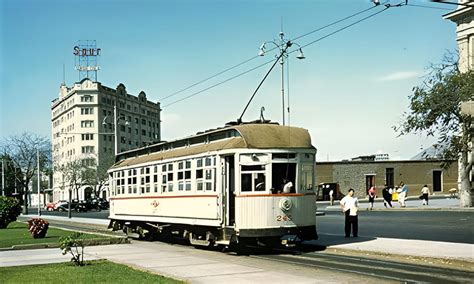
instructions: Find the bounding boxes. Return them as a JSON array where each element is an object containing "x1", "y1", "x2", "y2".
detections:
[{"x1": 340, "y1": 188, "x2": 359, "y2": 237}]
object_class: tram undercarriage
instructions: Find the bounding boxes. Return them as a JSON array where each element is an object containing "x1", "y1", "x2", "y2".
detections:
[{"x1": 108, "y1": 219, "x2": 317, "y2": 250}]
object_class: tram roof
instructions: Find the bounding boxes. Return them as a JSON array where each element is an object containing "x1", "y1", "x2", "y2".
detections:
[{"x1": 111, "y1": 123, "x2": 314, "y2": 169}]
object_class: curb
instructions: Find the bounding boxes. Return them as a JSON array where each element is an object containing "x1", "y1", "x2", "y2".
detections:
[
  {"x1": 0, "y1": 237, "x2": 129, "y2": 252},
  {"x1": 321, "y1": 207, "x2": 474, "y2": 212}
]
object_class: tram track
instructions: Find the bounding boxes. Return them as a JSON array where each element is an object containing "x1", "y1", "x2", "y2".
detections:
[{"x1": 250, "y1": 250, "x2": 474, "y2": 283}]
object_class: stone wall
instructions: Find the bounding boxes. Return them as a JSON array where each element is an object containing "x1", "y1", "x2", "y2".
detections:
[{"x1": 316, "y1": 160, "x2": 458, "y2": 199}]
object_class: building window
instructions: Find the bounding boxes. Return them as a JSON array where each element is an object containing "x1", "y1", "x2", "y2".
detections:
[
  {"x1": 81, "y1": 133, "x2": 94, "y2": 141},
  {"x1": 81, "y1": 107, "x2": 94, "y2": 115},
  {"x1": 80, "y1": 95, "x2": 93, "y2": 102},
  {"x1": 81, "y1": 146, "x2": 95, "y2": 154},
  {"x1": 81, "y1": 120, "x2": 94, "y2": 128}
]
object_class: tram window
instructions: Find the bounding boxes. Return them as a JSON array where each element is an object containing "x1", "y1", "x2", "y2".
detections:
[
  {"x1": 140, "y1": 168, "x2": 144, "y2": 175},
  {"x1": 161, "y1": 175, "x2": 167, "y2": 192},
  {"x1": 133, "y1": 169, "x2": 137, "y2": 175},
  {"x1": 141, "y1": 177, "x2": 145, "y2": 185},
  {"x1": 146, "y1": 167, "x2": 150, "y2": 174},
  {"x1": 255, "y1": 173, "x2": 265, "y2": 191},
  {"x1": 205, "y1": 157, "x2": 212, "y2": 166},
  {"x1": 141, "y1": 187, "x2": 145, "y2": 194},
  {"x1": 133, "y1": 177, "x2": 137, "y2": 184},
  {"x1": 185, "y1": 171, "x2": 191, "y2": 179},
  {"x1": 241, "y1": 174, "x2": 252, "y2": 192},
  {"x1": 197, "y1": 181, "x2": 203, "y2": 191},
  {"x1": 117, "y1": 179, "x2": 121, "y2": 186},
  {"x1": 242, "y1": 165, "x2": 265, "y2": 171},
  {"x1": 178, "y1": 182, "x2": 184, "y2": 191},
  {"x1": 197, "y1": 159, "x2": 203, "y2": 168},
  {"x1": 186, "y1": 161, "x2": 191, "y2": 169},
  {"x1": 168, "y1": 173, "x2": 173, "y2": 181},
  {"x1": 178, "y1": 172, "x2": 184, "y2": 180},
  {"x1": 168, "y1": 183, "x2": 173, "y2": 192},
  {"x1": 154, "y1": 185, "x2": 158, "y2": 193},
  {"x1": 128, "y1": 178, "x2": 132, "y2": 184},
  {"x1": 154, "y1": 166, "x2": 158, "y2": 173},
  {"x1": 205, "y1": 182, "x2": 212, "y2": 191},
  {"x1": 168, "y1": 164, "x2": 173, "y2": 171},
  {"x1": 162, "y1": 165, "x2": 166, "y2": 172},
  {"x1": 153, "y1": 175, "x2": 158, "y2": 183},
  {"x1": 272, "y1": 163, "x2": 296, "y2": 193},
  {"x1": 273, "y1": 153, "x2": 296, "y2": 159},
  {"x1": 133, "y1": 186, "x2": 138, "y2": 194},
  {"x1": 178, "y1": 162, "x2": 184, "y2": 170},
  {"x1": 128, "y1": 186, "x2": 132, "y2": 194},
  {"x1": 205, "y1": 169, "x2": 212, "y2": 180},
  {"x1": 145, "y1": 176, "x2": 150, "y2": 183},
  {"x1": 146, "y1": 186, "x2": 150, "y2": 193}
]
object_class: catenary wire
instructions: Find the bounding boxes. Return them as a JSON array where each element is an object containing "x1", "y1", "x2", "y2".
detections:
[
  {"x1": 407, "y1": 4, "x2": 453, "y2": 10},
  {"x1": 163, "y1": 59, "x2": 274, "y2": 107},
  {"x1": 164, "y1": 5, "x2": 393, "y2": 108},
  {"x1": 297, "y1": 6, "x2": 391, "y2": 50},
  {"x1": 159, "y1": 4, "x2": 383, "y2": 102}
]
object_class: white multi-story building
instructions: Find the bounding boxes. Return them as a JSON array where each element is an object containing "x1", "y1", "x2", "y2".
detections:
[{"x1": 51, "y1": 79, "x2": 161, "y2": 201}]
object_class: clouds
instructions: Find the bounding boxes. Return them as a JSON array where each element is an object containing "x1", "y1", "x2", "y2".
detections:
[{"x1": 376, "y1": 71, "x2": 421, "y2": 82}]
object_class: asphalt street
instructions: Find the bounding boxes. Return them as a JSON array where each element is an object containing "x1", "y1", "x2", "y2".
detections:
[{"x1": 317, "y1": 210, "x2": 474, "y2": 244}]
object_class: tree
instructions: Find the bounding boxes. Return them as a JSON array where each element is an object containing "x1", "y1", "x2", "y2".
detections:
[
  {"x1": 55, "y1": 158, "x2": 95, "y2": 217},
  {"x1": 395, "y1": 54, "x2": 473, "y2": 207},
  {"x1": 1, "y1": 133, "x2": 50, "y2": 214},
  {"x1": 0, "y1": 154, "x2": 22, "y2": 197},
  {"x1": 92, "y1": 154, "x2": 115, "y2": 199}
]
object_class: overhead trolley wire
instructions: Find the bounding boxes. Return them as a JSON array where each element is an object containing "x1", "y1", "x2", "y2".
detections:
[
  {"x1": 163, "y1": 4, "x2": 395, "y2": 108},
  {"x1": 163, "y1": 58, "x2": 275, "y2": 107},
  {"x1": 159, "y1": 4, "x2": 381, "y2": 102},
  {"x1": 407, "y1": 3, "x2": 452, "y2": 10}
]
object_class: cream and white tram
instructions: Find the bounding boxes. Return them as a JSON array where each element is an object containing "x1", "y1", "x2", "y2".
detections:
[{"x1": 108, "y1": 122, "x2": 318, "y2": 247}]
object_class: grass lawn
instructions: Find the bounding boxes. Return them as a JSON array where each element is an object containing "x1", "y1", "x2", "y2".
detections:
[
  {"x1": 0, "y1": 260, "x2": 183, "y2": 283},
  {"x1": 0, "y1": 222, "x2": 104, "y2": 248}
]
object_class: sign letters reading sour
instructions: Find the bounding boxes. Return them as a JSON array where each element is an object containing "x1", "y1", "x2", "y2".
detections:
[{"x1": 73, "y1": 46, "x2": 101, "y2": 56}]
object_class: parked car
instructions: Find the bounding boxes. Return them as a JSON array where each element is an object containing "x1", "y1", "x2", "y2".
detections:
[
  {"x1": 91, "y1": 198, "x2": 109, "y2": 210},
  {"x1": 56, "y1": 200, "x2": 88, "y2": 212},
  {"x1": 44, "y1": 202, "x2": 56, "y2": 211}
]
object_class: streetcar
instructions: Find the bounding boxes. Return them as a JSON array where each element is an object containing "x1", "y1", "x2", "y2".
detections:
[{"x1": 108, "y1": 121, "x2": 318, "y2": 248}]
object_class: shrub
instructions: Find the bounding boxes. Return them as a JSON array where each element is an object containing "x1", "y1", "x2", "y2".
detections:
[
  {"x1": 27, "y1": 218, "x2": 49, "y2": 238},
  {"x1": 0, "y1": 196, "x2": 22, "y2": 229},
  {"x1": 59, "y1": 232, "x2": 85, "y2": 266}
]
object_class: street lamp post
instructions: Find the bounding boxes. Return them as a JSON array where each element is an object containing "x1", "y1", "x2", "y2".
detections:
[
  {"x1": 1, "y1": 158, "x2": 4, "y2": 196},
  {"x1": 258, "y1": 31, "x2": 305, "y2": 126},
  {"x1": 37, "y1": 148, "x2": 41, "y2": 216}
]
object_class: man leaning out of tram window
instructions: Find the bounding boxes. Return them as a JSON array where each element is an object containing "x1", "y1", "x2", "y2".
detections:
[{"x1": 282, "y1": 179, "x2": 294, "y2": 193}]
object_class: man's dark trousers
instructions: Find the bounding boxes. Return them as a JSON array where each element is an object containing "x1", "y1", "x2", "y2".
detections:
[{"x1": 344, "y1": 210, "x2": 358, "y2": 237}]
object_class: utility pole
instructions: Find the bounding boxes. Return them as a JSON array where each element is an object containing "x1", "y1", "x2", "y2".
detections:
[
  {"x1": 1, "y1": 158, "x2": 4, "y2": 196},
  {"x1": 37, "y1": 148, "x2": 41, "y2": 216}
]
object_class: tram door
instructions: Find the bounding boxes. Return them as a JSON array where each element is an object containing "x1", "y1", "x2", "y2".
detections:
[{"x1": 224, "y1": 155, "x2": 235, "y2": 226}]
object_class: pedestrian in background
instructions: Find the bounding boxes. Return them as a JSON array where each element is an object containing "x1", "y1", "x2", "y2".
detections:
[
  {"x1": 421, "y1": 185, "x2": 430, "y2": 205},
  {"x1": 382, "y1": 184, "x2": 392, "y2": 208},
  {"x1": 397, "y1": 182, "x2": 408, "y2": 207},
  {"x1": 340, "y1": 188, "x2": 359, "y2": 237},
  {"x1": 329, "y1": 189, "x2": 334, "y2": 205},
  {"x1": 367, "y1": 186, "x2": 376, "y2": 210}
]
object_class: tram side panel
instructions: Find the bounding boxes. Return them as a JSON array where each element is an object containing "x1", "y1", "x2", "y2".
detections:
[
  {"x1": 235, "y1": 195, "x2": 316, "y2": 230},
  {"x1": 110, "y1": 196, "x2": 219, "y2": 223}
]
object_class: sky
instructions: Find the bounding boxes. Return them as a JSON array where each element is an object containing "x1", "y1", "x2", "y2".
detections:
[{"x1": 0, "y1": 0, "x2": 458, "y2": 161}]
